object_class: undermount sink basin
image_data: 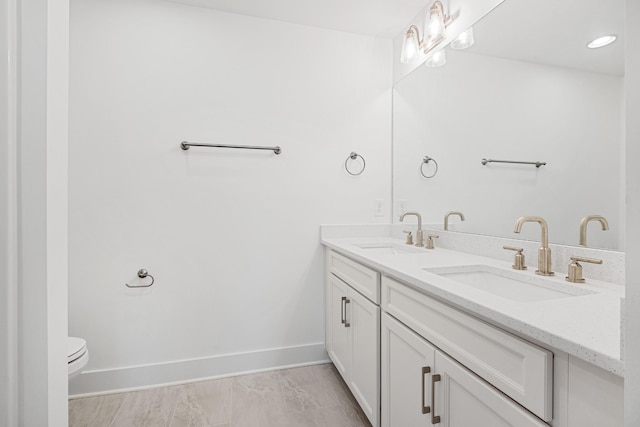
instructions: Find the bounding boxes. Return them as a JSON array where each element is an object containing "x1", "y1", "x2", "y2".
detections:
[
  {"x1": 355, "y1": 242, "x2": 426, "y2": 255},
  {"x1": 423, "y1": 264, "x2": 596, "y2": 302}
]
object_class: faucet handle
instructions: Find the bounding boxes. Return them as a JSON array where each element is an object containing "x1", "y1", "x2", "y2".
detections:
[
  {"x1": 503, "y1": 246, "x2": 527, "y2": 270},
  {"x1": 403, "y1": 230, "x2": 414, "y2": 245},
  {"x1": 425, "y1": 234, "x2": 439, "y2": 250},
  {"x1": 566, "y1": 256, "x2": 603, "y2": 283}
]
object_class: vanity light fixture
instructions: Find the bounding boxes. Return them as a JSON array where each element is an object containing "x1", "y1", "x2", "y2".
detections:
[
  {"x1": 451, "y1": 27, "x2": 475, "y2": 50},
  {"x1": 587, "y1": 35, "x2": 617, "y2": 49},
  {"x1": 424, "y1": 0, "x2": 447, "y2": 50},
  {"x1": 400, "y1": 0, "x2": 451, "y2": 64},
  {"x1": 425, "y1": 49, "x2": 447, "y2": 68},
  {"x1": 400, "y1": 27, "x2": 421, "y2": 64}
]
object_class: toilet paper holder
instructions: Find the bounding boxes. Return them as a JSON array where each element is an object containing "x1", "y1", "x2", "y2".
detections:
[{"x1": 125, "y1": 269, "x2": 155, "y2": 288}]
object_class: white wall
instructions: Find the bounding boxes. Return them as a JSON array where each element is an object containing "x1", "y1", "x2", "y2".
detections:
[
  {"x1": 44, "y1": 0, "x2": 71, "y2": 422},
  {"x1": 625, "y1": 0, "x2": 640, "y2": 424},
  {"x1": 16, "y1": 0, "x2": 70, "y2": 425},
  {"x1": 68, "y1": 0, "x2": 392, "y2": 394},
  {"x1": 393, "y1": 50, "x2": 623, "y2": 250},
  {"x1": 0, "y1": 0, "x2": 17, "y2": 424}
]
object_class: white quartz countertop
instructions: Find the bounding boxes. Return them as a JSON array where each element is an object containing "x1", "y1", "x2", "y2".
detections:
[{"x1": 322, "y1": 236, "x2": 624, "y2": 376}]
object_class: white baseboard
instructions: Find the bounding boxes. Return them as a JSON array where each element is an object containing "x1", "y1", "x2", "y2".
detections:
[{"x1": 69, "y1": 342, "x2": 329, "y2": 398}]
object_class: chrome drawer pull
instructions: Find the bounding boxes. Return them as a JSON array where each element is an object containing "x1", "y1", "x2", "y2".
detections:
[
  {"x1": 422, "y1": 366, "x2": 431, "y2": 414},
  {"x1": 431, "y1": 374, "x2": 441, "y2": 424},
  {"x1": 344, "y1": 298, "x2": 351, "y2": 327},
  {"x1": 341, "y1": 296, "x2": 346, "y2": 324}
]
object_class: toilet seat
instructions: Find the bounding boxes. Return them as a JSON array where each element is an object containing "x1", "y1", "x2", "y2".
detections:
[{"x1": 68, "y1": 337, "x2": 88, "y2": 378}]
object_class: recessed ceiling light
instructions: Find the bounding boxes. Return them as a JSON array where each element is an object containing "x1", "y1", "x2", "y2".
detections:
[{"x1": 587, "y1": 35, "x2": 617, "y2": 49}]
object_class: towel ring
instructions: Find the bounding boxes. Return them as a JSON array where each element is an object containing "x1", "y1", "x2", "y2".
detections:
[
  {"x1": 420, "y1": 156, "x2": 438, "y2": 178},
  {"x1": 345, "y1": 152, "x2": 366, "y2": 176},
  {"x1": 125, "y1": 269, "x2": 155, "y2": 288}
]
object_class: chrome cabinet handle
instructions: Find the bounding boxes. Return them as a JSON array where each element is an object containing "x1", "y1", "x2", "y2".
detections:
[
  {"x1": 341, "y1": 296, "x2": 346, "y2": 324},
  {"x1": 422, "y1": 366, "x2": 431, "y2": 414},
  {"x1": 431, "y1": 374, "x2": 441, "y2": 424},
  {"x1": 344, "y1": 298, "x2": 351, "y2": 327}
]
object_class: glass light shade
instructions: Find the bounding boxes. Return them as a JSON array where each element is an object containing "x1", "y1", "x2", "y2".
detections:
[
  {"x1": 400, "y1": 28, "x2": 421, "y2": 64},
  {"x1": 425, "y1": 49, "x2": 447, "y2": 68},
  {"x1": 587, "y1": 35, "x2": 617, "y2": 49},
  {"x1": 424, "y1": 1, "x2": 447, "y2": 51},
  {"x1": 451, "y1": 27, "x2": 475, "y2": 50}
]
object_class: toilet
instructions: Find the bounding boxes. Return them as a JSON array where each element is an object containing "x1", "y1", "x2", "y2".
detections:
[{"x1": 68, "y1": 337, "x2": 89, "y2": 379}]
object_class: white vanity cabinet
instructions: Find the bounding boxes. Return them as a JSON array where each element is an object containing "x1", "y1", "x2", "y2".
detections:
[
  {"x1": 565, "y1": 355, "x2": 623, "y2": 427},
  {"x1": 382, "y1": 313, "x2": 548, "y2": 427},
  {"x1": 381, "y1": 276, "x2": 553, "y2": 422},
  {"x1": 323, "y1": 246, "x2": 623, "y2": 427},
  {"x1": 325, "y1": 250, "x2": 380, "y2": 426}
]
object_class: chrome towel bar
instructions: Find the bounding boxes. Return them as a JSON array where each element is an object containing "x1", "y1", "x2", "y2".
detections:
[
  {"x1": 481, "y1": 158, "x2": 546, "y2": 168},
  {"x1": 180, "y1": 141, "x2": 281, "y2": 155}
]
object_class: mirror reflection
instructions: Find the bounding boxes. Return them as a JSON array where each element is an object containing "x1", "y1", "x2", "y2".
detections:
[{"x1": 392, "y1": 0, "x2": 624, "y2": 251}]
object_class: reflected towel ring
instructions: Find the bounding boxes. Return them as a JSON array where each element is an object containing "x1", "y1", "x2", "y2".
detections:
[
  {"x1": 420, "y1": 156, "x2": 438, "y2": 178},
  {"x1": 125, "y1": 269, "x2": 155, "y2": 288},
  {"x1": 345, "y1": 152, "x2": 366, "y2": 176}
]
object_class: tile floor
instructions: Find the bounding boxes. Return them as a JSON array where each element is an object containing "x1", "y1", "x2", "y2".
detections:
[{"x1": 68, "y1": 363, "x2": 372, "y2": 427}]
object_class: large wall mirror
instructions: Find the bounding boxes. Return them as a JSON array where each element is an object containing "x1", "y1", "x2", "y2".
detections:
[{"x1": 392, "y1": 0, "x2": 624, "y2": 251}]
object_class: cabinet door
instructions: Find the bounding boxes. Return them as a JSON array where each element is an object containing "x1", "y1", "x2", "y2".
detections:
[
  {"x1": 348, "y1": 287, "x2": 380, "y2": 427},
  {"x1": 381, "y1": 313, "x2": 436, "y2": 427},
  {"x1": 433, "y1": 351, "x2": 547, "y2": 427},
  {"x1": 327, "y1": 274, "x2": 350, "y2": 377}
]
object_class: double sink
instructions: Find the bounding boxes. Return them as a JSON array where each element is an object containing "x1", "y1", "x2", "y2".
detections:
[{"x1": 355, "y1": 242, "x2": 596, "y2": 303}]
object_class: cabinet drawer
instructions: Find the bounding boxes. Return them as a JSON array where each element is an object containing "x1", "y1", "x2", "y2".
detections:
[
  {"x1": 327, "y1": 250, "x2": 380, "y2": 304},
  {"x1": 382, "y1": 276, "x2": 553, "y2": 422}
]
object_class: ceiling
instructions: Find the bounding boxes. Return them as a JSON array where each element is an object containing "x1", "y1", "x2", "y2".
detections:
[
  {"x1": 467, "y1": 0, "x2": 624, "y2": 76},
  {"x1": 167, "y1": 0, "x2": 624, "y2": 76},
  {"x1": 167, "y1": 0, "x2": 427, "y2": 38}
]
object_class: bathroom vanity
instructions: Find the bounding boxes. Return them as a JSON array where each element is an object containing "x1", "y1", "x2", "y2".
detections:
[{"x1": 322, "y1": 228, "x2": 623, "y2": 427}]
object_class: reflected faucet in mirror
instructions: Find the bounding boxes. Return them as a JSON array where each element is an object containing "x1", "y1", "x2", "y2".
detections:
[
  {"x1": 444, "y1": 211, "x2": 465, "y2": 231},
  {"x1": 513, "y1": 216, "x2": 554, "y2": 276},
  {"x1": 400, "y1": 211, "x2": 424, "y2": 247},
  {"x1": 579, "y1": 215, "x2": 609, "y2": 247}
]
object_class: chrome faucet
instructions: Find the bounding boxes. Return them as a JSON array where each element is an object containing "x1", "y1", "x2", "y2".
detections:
[
  {"x1": 513, "y1": 216, "x2": 554, "y2": 276},
  {"x1": 444, "y1": 211, "x2": 465, "y2": 231},
  {"x1": 579, "y1": 215, "x2": 609, "y2": 247},
  {"x1": 400, "y1": 211, "x2": 424, "y2": 247}
]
